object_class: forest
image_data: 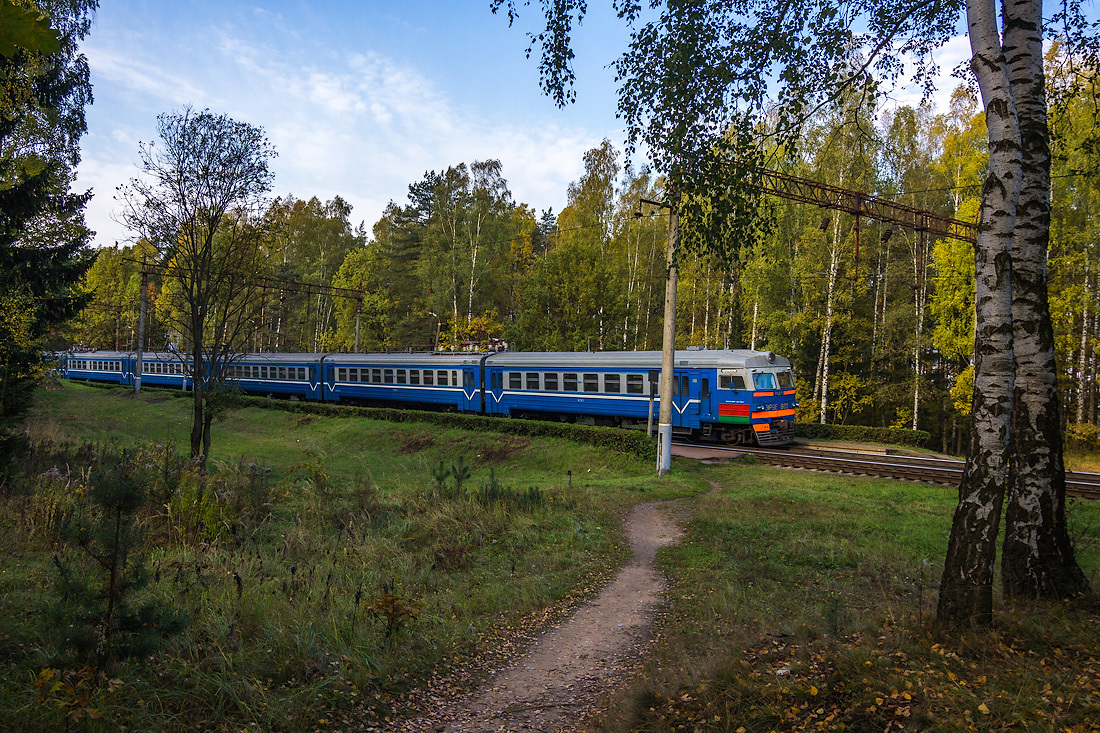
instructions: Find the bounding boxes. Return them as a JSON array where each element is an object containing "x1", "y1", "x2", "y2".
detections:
[{"x1": 72, "y1": 67, "x2": 1099, "y2": 455}]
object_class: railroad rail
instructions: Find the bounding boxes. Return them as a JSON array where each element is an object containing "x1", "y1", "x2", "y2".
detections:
[{"x1": 674, "y1": 443, "x2": 1100, "y2": 501}]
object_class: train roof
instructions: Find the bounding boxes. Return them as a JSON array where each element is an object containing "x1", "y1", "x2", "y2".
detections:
[
  {"x1": 323, "y1": 352, "x2": 485, "y2": 366},
  {"x1": 65, "y1": 348, "x2": 792, "y2": 370},
  {"x1": 485, "y1": 349, "x2": 791, "y2": 370}
]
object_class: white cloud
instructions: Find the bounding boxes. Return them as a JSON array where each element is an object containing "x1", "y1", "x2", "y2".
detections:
[
  {"x1": 78, "y1": 23, "x2": 605, "y2": 247},
  {"x1": 84, "y1": 43, "x2": 207, "y2": 106},
  {"x1": 885, "y1": 35, "x2": 974, "y2": 113}
]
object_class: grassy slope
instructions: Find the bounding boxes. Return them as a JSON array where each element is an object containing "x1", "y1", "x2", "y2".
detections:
[
  {"x1": 2, "y1": 382, "x2": 706, "y2": 731},
  {"x1": 7, "y1": 382, "x2": 1100, "y2": 732}
]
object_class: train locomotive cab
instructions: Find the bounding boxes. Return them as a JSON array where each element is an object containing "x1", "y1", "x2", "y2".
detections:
[{"x1": 703, "y1": 350, "x2": 797, "y2": 446}]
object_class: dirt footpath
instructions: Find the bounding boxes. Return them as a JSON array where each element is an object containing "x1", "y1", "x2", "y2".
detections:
[{"x1": 397, "y1": 500, "x2": 684, "y2": 732}]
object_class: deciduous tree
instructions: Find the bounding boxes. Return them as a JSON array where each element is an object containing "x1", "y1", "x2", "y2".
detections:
[
  {"x1": 119, "y1": 108, "x2": 275, "y2": 467},
  {"x1": 0, "y1": 0, "x2": 97, "y2": 450}
]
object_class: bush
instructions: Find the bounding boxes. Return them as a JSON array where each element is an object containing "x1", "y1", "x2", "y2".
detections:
[
  {"x1": 1066, "y1": 423, "x2": 1100, "y2": 451},
  {"x1": 51, "y1": 447, "x2": 188, "y2": 669},
  {"x1": 794, "y1": 422, "x2": 931, "y2": 448}
]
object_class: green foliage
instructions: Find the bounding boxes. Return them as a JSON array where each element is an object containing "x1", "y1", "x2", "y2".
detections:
[
  {"x1": 51, "y1": 447, "x2": 187, "y2": 669},
  {"x1": 950, "y1": 366, "x2": 974, "y2": 418},
  {"x1": 0, "y1": 0, "x2": 96, "y2": 441},
  {"x1": 450, "y1": 454, "x2": 471, "y2": 493},
  {"x1": 430, "y1": 459, "x2": 450, "y2": 492},
  {"x1": 474, "y1": 468, "x2": 545, "y2": 510},
  {"x1": 0, "y1": 0, "x2": 61, "y2": 57},
  {"x1": 1066, "y1": 423, "x2": 1100, "y2": 451},
  {"x1": 794, "y1": 422, "x2": 930, "y2": 448}
]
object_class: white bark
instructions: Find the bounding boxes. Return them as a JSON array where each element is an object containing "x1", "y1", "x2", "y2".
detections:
[
  {"x1": 913, "y1": 235, "x2": 928, "y2": 430},
  {"x1": 1078, "y1": 257, "x2": 1092, "y2": 423},
  {"x1": 937, "y1": 0, "x2": 1021, "y2": 628},
  {"x1": 819, "y1": 221, "x2": 841, "y2": 425}
]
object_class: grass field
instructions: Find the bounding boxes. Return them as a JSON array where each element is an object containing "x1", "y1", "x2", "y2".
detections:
[
  {"x1": 594, "y1": 465, "x2": 1100, "y2": 732},
  {"x1": 2, "y1": 381, "x2": 1098, "y2": 732}
]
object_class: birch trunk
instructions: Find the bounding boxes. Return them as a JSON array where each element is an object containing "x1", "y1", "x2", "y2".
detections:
[
  {"x1": 750, "y1": 298, "x2": 758, "y2": 351},
  {"x1": 937, "y1": 0, "x2": 1021, "y2": 629},
  {"x1": 1077, "y1": 259, "x2": 1092, "y2": 424},
  {"x1": 819, "y1": 228, "x2": 841, "y2": 425},
  {"x1": 1090, "y1": 305, "x2": 1099, "y2": 425},
  {"x1": 999, "y1": 0, "x2": 1090, "y2": 599},
  {"x1": 912, "y1": 234, "x2": 927, "y2": 430}
]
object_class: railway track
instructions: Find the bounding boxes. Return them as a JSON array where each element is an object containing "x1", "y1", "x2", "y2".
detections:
[{"x1": 674, "y1": 442, "x2": 1100, "y2": 501}]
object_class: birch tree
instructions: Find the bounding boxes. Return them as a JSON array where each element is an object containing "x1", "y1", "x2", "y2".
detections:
[{"x1": 491, "y1": 0, "x2": 1092, "y2": 628}]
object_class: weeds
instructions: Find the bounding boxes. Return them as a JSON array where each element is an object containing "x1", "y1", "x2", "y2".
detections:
[
  {"x1": 51, "y1": 447, "x2": 188, "y2": 670},
  {"x1": 361, "y1": 583, "x2": 423, "y2": 638},
  {"x1": 1, "y1": 383, "x2": 682, "y2": 732},
  {"x1": 475, "y1": 469, "x2": 544, "y2": 510}
]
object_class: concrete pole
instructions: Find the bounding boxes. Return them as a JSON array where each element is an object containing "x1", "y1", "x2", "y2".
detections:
[
  {"x1": 135, "y1": 264, "x2": 147, "y2": 395},
  {"x1": 657, "y1": 193, "x2": 679, "y2": 475}
]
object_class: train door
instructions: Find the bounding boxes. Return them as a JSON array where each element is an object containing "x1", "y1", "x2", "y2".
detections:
[
  {"x1": 460, "y1": 368, "x2": 478, "y2": 412},
  {"x1": 671, "y1": 373, "x2": 693, "y2": 428},
  {"x1": 487, "y1": 369, "x2": 506, "y2": 415}
]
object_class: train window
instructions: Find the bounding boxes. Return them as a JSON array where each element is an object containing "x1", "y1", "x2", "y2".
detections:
[
  {"x1": 423, "y1": 370, "x2": 434, "y2": 386},
  {"x1": 277, "y1": 367, "x2": 285, "y2": 379},
  {"x1": 604, "y1": 374, "x2": 620, "y2": 394},
  {"x1": 261, "y1": 366, "x2": 269, "y2": 379},
  {"x1": 397, "y1": 369, "x2": 406, "y2": 384},
  {"x1": 452, "y1": 370, "x2": 458, "y2": 386},
  {"x1": 671, "y1": 375, "x2": 679, "y2": 396},
  {"x1": 351, "y1": 368, "x2": 361, "y2": 383},
  {"x1": 410, "y1": 369, "x2": 420, "y2": 385},
  {"x1": 384, "y1": 369, "x2": 394, "y2": 384},
  {"x1": 583, "y1": 373, "x2": 599, "y2": 392},
  {"x1": 298, "y1": 367, "x2": 306, "y2": 380},
  {"x1": 544, "y1": 373, "x2": 558, "y2": 391},
  {"x1": 753, "y1": 372, "x2": 777, "y2": 390},
  {"x1": 372, "y1": 368, "x2": 382, "y2": 383},
  {"x1": 437, "y1": 370, "x2": 448, "y2": 386},
  {"x1": 720, "y1": 375, "x2": 747, "y2": 390},
  {"x1": 701, "y1": 378, "x2": 710, "y2": 398},
  {"x1": 681, "y1": 376, "x2": 689, "y2": 395},
  {"x1": 626, "y1": 374, "x2": 644, "y2": 394},
  {"x1": 526, "y1": 372, "x2": 540, "y2": 390},
  {"x1": 509, "y1": 372, "x2": 521, "y2": 389},
  {"x1": 564, "y1": 373, "x2": 578, "y2": 391},
  {"x1": 778, "y1": 371, "x2": 795, "y2": 389},
  {"x1": 463, "y1": 371, "x2": 473, "y2": 389}
]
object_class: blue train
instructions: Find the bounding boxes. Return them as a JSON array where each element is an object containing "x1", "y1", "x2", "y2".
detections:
[{"x1": 62, "y1": 348, "x2": 798, "y2": 446}]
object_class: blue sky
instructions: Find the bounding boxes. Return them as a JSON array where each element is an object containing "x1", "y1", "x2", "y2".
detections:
[{"x1": 75, "y1": 1, "x2": 973, "y2": 248}]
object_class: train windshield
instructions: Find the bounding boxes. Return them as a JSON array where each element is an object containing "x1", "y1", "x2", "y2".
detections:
[
  {"x1": 778, "y1": 371, "x2": 795, "y2": 389},
  {"x1": 753, "y1": 372, "x2": 776, "y2": 390}
]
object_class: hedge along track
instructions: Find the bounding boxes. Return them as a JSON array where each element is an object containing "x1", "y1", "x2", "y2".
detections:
[{"x1": 674, "y1": 442, "x2": 1100, "y2": 501}]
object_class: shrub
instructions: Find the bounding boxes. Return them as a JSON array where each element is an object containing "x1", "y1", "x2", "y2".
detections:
[
  {"x1": 794, "y1": 422, "x2": 931, "y2": 448},
  {"x1": 1066, "y1": 423, "x2": 1100, "y2": 451},
  {"x1": 221, "y1": 393, "x2": 657, "y2": 460},
  {"x1": 51, "y1": 448, "x2": 187, "y2": 669}
]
